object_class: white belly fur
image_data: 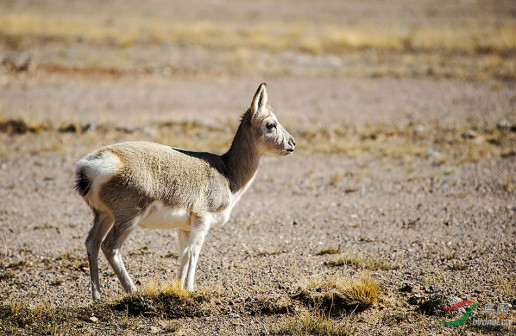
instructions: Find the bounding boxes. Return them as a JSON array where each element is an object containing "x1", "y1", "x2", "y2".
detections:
[
  {"x1": 138, "y1": 201, "x2": 233, "y2": 230},
  {"x1": 138, "y1": 173, "x2": 256, "y2": 230},
  {"x1": 138, "y1": 202, "x2": 190, "y2": 229}
]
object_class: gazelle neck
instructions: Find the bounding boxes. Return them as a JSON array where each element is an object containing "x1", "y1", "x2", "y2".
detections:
[{"x1": 222, "y1": 110, "x2": 261, "y2": 193}]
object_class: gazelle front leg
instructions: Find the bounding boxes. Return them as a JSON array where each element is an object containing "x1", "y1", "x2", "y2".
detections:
[
  {"x1": 177, "y1": 229, "x2": 191, "y2": 287},
  {"x1": 182, "y1": 215, "x2": 210, "y2": 291}
]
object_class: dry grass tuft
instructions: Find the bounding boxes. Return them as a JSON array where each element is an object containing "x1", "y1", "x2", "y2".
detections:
[
  {"x1": 325, "y1": 253, "x2": 395, "y2": 271},
  {"x1": 448, "y1": 259, "x2": 467, "y2": 271},
  {"x1": 113, "y1": 279, "x2": 214, "y2": 318},
  {"x1": 245, "y1": 295, "x2": 293, "y2": 316},
  {"x1": 0, "y1": 300, "x2": 117, "y2": 335},
  {"x1": 0, "y1": 280, "x2": 218, "y2": 334},
  {"x1": 294, "y1": 273, "x2": 380, "y2": 315},
  {"x1": 328, "y1": 172, "x2": 344, "y2": 186},
  {"x1": 496, "y1": 276, "x2": 516, "y2": 297},
  {"x1": 316, "y1": 246, "x2": 341, "y2": 256},
  {"x1": 257, "y1": 249, "x2": 283, "y2": 256},
  {"x1": 336, "y1": 274, "x2": 380, "y2": 308},
  {"x1": 54, "y1": 252, "x2": 89, "y2": 273},
  {"x1": 268, "y1": 310, "x2": 355, "y2": 336},
  {"x1": 142, "y1": 279, "x2": 192, "y2": 301}
]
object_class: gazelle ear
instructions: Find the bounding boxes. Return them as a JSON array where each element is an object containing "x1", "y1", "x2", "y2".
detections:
[{"x1": 251, "y1": 83, "x2": 268, "y2": 120}]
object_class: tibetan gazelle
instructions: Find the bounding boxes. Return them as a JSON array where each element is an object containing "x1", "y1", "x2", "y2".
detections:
[{"x1": 75, "y1": 83, "x2": 295, "y2": 300}]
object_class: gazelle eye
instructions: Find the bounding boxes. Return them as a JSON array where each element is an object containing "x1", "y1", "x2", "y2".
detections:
[{"x1": 266, "y1": 122, "x2": 276, "y2": 130}]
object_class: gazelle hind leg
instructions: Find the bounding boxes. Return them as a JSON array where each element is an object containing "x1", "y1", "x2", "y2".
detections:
[
  {"x1": 177, "y1": 229, "x2": 191, "y2": 288},
  {"x1": 85, "y1": 210, "x2": 113, "y2": 300},
  {"x1": 101, "y1": 216, "x2": 140, "y2": 293}
]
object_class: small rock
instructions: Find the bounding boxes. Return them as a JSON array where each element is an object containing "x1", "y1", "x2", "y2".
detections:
[
  {"x1": 426, "y1": 149, "x2": 443, "y2": 159},
  {"x1": 461, "y1": 130, "x2": 477, "y2": 139},
  {"x1": 496, "y1": 119, "x2": 510, "y2": 130},
  {"x1": 150, "y1": 326, "x2": 161, "y2": 333},
  {"x1": 418, "y1": 294, "x2": 463, "y2": 315},
  {"x1": 415, "y1": 124, "x2": 426, "y2": 134},
  {"x1": 89, "y1": 316, "x2": 98, "y2": 323},
  {"x1": 82, "y1": 123, "x2": 96, "y2": 132}
]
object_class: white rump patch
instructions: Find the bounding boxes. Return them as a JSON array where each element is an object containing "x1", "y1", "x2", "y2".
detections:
[
  {"x1": 138, "y1": 201, "x2": 190, "y2": 230},
  {"x1": 76, "y1": 150, "x2": 122, "y2": 210}
]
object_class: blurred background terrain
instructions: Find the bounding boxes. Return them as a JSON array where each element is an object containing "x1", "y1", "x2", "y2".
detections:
[{"x1": 0, "y1": 0, "x2": 514, "y2": 335}]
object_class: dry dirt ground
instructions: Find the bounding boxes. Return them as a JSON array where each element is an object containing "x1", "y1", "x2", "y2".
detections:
[{"x1": 0, "y1": 0, "x2": 515, "y2": 335}]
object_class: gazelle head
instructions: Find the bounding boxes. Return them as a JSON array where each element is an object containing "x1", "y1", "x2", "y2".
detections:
[{"x1": 250, "y1": 83, "x2": 296, "y2": 156}]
